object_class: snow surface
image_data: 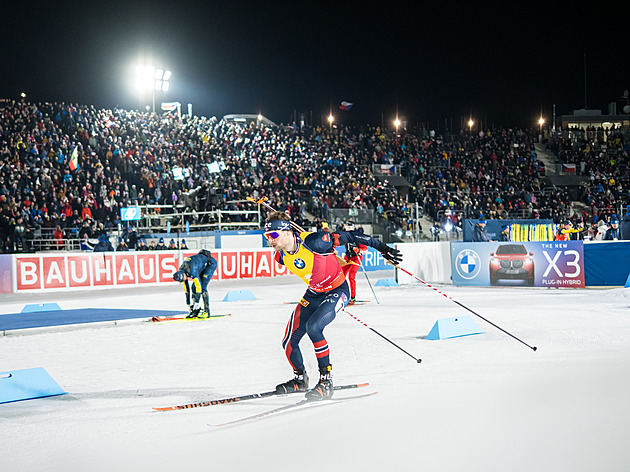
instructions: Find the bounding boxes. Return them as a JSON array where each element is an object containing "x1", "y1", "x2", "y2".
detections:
[{"x1": 1, "y1": 271, "x2": 630, "y2": 472}]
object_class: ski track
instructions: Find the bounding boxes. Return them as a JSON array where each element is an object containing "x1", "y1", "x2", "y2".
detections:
[{"x1": 1, "y1": 271, "x2": 629, "y2": 472}]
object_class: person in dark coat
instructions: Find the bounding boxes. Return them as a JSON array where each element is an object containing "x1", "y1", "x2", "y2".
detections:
[
  {"x1": 172, "y1": 249, "x2": 218, "y2": 318},
  {"x1": 604, "y1": 216, "x2": 622, "y2": 241},
  {"x1": 498, "y1": 224, "x2": 510, "y2": 241},
  {"x1": 472, "y1": 215, "x2": 490, "y2": 242},
  {"x1": 93, "y1": 233, "x2": 114, "y2": 252}
]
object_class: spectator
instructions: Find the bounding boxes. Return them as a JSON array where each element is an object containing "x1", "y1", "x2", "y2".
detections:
[
  {"x1": 93, "y1": 233, "x2": 114, "y2": 252},
  {"x1": 116, "y1": 237, "x2": 128, "y2": 251},
  {"x1": 472, "y1": 215, "x2": 490, "y2": 242},
  {"x1": 155, "y1": 237, "x2": 167, "y2": 250},
  {"x1": 604, "y1": 216, "x2": 622, "y2": 240},
  {"x1": 53, "y1": 225, "x2": 65, "y2": 249}
]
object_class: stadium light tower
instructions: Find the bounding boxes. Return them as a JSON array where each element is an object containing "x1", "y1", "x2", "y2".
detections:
[
  {"x1": 135, "y1": 64, "x2": 171, "y2": 113},
  {"x1": 468, "y1": 119, "x2": 474, "y2": 134},
  {"x1": 394, "y1": 117, "x2": 401, "y2": 134}
]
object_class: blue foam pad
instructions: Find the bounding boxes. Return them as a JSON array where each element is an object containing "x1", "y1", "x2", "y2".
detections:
[
  {"x1": 21, "y1": 303, "x2": 62, "y2": 313},
  {"x1": 625, "y1": 270, "x2": 630, "y2": 288},
  {"x1": 375, "y1": 278, "x2": 399, "y2": 287},
  {"x1": 0, "y1": 367, "x2": 67, "y2": 404},
  {"x1": 222, "y1": 290, "x2": 257, "y2": 301},
  {"x1": 426, "y1": 315, "x2": 484, "y2": 340},
  {"x1": 0, "y1": 308, "x2": 186, "y2": 331}
]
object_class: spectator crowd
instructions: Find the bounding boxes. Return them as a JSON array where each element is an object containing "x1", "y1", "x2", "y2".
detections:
[{"x1": 1, "y1": 98, "x2": 628, "y2": 253}]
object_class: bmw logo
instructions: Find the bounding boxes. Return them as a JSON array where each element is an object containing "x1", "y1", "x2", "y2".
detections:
[
  {"x1": 455, "y1": 249, "x2": 481, "y2": 279},
  {"x1": 293, "y1": 258, "x2": 306, "y2": 269}
]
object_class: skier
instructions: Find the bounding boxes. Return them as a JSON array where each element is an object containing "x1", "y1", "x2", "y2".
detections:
[
  {"x1": 264, "y1": 211, "x2": 402, "y2": 400},
  {"x1": 172, "y1": 249, "x2": 218, "y2": 319},
  {"x1": 340, "y1": 221, "x2": 367, "y2": 305}
]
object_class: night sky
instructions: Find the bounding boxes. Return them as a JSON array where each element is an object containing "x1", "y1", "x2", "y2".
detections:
[{"x1": 1, "y1": 1, "x2": 628, "y2": 130}]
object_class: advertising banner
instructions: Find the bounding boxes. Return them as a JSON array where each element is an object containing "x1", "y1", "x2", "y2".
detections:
[
  {"x1": 451, "y1": 241, "x2": 585, "y2": 288},
  {"x1": 335, "y1": 246, "x2": 391, "y2": 271}
]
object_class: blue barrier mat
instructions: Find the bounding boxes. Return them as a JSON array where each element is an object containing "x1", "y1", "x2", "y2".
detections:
[{"x1": 0, "y1": 308, "x2": 186, "y2": 331}]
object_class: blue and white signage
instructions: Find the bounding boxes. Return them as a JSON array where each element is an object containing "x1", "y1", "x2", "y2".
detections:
[
  {"x1": 451, "y1": 241, "x2": 585, "y2": 287},
  {"x1": 120, "y1": 207, "x2": 142, "y2": 221}
]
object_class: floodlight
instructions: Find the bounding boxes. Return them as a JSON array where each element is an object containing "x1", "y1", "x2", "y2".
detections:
[
  {"x1": 155, "y1": 69, "x2": 164, "y2": 79},
  {"x1": 163, "y1": 70, "x2": 171, "y2": 81},
  {"x1": 162, "y1": 81, "x2": 169, "y2": 92}
]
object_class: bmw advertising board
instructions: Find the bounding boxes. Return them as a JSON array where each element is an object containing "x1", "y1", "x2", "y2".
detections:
[{"x1": 451, "y1": 241, "x2": 585, "y2": 288}]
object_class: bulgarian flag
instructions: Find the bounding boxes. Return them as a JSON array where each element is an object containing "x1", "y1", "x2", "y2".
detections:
[{"x1": 69, "y1": 146, "x2": 79, "y2": 171}]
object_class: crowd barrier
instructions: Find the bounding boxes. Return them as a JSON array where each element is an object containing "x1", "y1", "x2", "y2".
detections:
[
  {"x1": 1, "y1": 240, "x2": 628, "y2": 294},
  {"x1": 0, "y1": 246, "x2": 391, "y2": 294}
]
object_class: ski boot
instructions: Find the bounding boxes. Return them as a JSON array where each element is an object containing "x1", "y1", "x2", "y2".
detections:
[
  {"x1": 186, "y1": 306, "x2": 200, "y2": 318},
  {"x1": 347, "y1": 297, "x2": 356, "y2": 306},
  {"x1": 305, "y1": 365, "x2": 333, "y2": 401},
  {"x1": 275, "y1": 369, "x2": 309, "y2": 394},
  {"x1": 198, "y1": 293, "x2": 210, "y2": 319}
]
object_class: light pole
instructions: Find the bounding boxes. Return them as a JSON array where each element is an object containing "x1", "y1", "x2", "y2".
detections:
[{"x1": 136, "y1": 65, "x2": 171, "y2": 113}]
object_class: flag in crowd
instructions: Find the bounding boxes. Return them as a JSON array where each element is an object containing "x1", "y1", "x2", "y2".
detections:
[
  {"x1": 507, "y1": 223, "x2": 557, "y2": 241},
  {"x1": 69, "y1": 147, "x2": 79, "y2": 171},
  {"x1": 161, "y1": 101, "x2": 181, "y2": 112},
  {"x1": 561, "y1": 163, "x2": 576, "y2": 174},
  {"x1": 339, "y1": 101, "x2": 353, "y2": 111}
]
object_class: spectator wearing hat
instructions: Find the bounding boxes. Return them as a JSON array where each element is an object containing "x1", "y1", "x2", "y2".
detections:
[
  {"x1": 93, "y1": 233, "x2": 114, "y2": 252},
  {"x1": 137, "y1": 238, "x2": 149, "y2": 251},
  {"x1": 604, "y1": 216, "x2": 622, "y2": 240},
  {"x1": 180, "y1": 239, "x2": 188, "y2": 250},
  {"x1": 155, "y1": 237, "x2": 167, "y2": 250},
  {"x1": 499, "y1": 224, "x2": 510, "y2": 242},
  {"x1": 116, "y1": 237, "x2": 129, "y2": 251},
  {"x1": 472, "y1": 215, "x2": 490, "y2": 242},
  {"x1": 168, "y1": 239, "x2": 177, "y2": 250}
]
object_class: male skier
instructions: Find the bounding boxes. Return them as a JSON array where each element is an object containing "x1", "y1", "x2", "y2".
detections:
[
  {"x1": 265, "y1": 211, "x2": 402, "y2": 400},
  {"x1": 172, "y1": 249, "x2": 217, "y2": 318}
]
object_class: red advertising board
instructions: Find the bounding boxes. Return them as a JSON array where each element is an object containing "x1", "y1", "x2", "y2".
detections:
[{"x1": 12, "y1": 249, "x2": 288, "y2": 292}]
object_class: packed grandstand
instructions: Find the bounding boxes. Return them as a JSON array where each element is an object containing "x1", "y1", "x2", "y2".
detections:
[{"x1": 1, "y1": 98, "x2": 629, "y2": 253}]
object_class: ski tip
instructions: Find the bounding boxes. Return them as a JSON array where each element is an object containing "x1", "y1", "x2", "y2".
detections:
[
  {"x1": 356, "y1": 382, "x2": 370, "y2": 388},
  {"x1": 153, "y1": 406, "x2": 176, "y2": 411}
]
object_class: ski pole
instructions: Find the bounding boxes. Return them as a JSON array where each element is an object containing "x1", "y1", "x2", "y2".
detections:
[
  {"x1": 343, "y1": 308, "x2": 422, "y2": 363},
  {"x1": 359, "y1": 262, "x2": 380, "y2": 304},
  {"x1": 391, "y1": 263, "x2": 537, "y2": 352},
  {"x1": 247, "y1": 196, "x2": 307, "y2": 233}
]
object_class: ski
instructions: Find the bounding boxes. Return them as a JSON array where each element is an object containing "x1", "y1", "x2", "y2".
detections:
[
  {"x1": 153, "y1": 382, "x2": 369, "y2": 411},
  {"x1": 211, "y1": 391, "x2": 378, "y2": 427},
  {"x1": 150, "y1": 314, "x2": 231, "y2": 323},
  {"x1": 283, "y1": 300, "x2": 371, "y2": 305}
]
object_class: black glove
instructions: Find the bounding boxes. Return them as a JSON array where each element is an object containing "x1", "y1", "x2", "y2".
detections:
[{"x1": 378, "y1": 242, "x2": 402, "y2": 265}]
